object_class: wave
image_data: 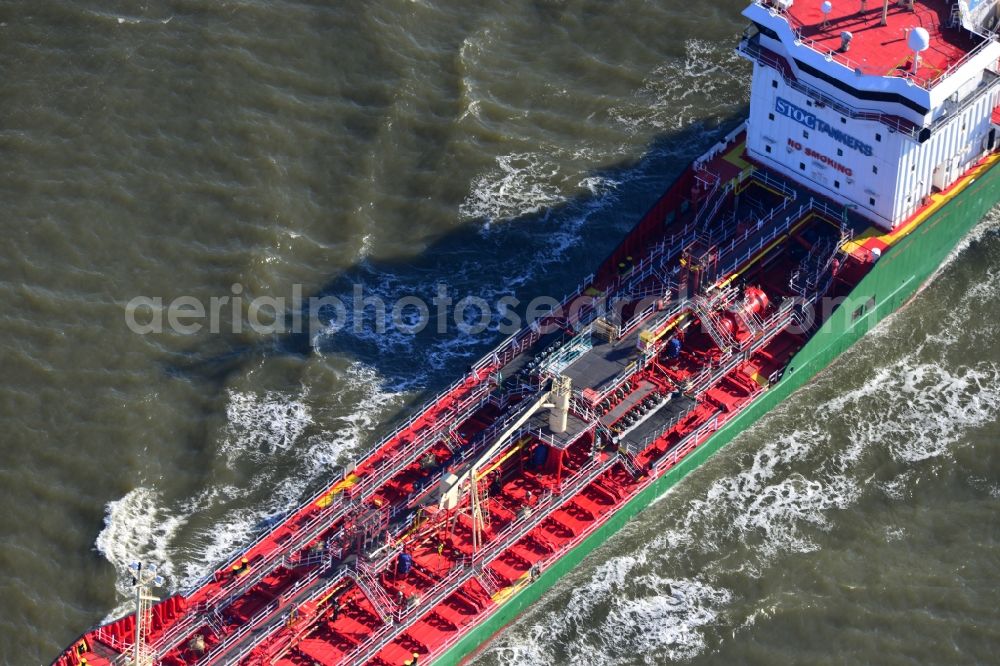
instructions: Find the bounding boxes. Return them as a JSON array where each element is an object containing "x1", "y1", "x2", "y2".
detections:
[
  {"x1": 95, "y1": 486, "x2": 186, "y2": 620},
  {"x1": 485, "y1": 552, "x2": 730, "y2": 666},
  {"x1": 610, "y1": 39, "x2": 749, "y2": 137},
  {"x1": 220, "y1": 389, "x2": 311, "y2": 463}
]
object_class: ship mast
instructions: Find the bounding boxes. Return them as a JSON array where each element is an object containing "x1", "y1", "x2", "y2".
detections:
[{"x1": 128, "y1": 561, "x2": 163, "y2": 666}]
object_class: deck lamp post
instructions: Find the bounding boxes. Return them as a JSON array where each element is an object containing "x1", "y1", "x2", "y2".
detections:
[{"x1": 128, "y1": 561, "x2": 165, "y2": 666}]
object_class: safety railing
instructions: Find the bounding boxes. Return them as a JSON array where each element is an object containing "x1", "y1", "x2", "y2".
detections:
[
  {"x1": 350, "y1": 562, "x2": 396, "y2": 622},
  {"x1": 94, "y1": 628, "x2": 130, "y2": 653},
  {"x1": 346, "y1": 388, "x2": 494, "y2": 501},
  {"x1": 157, "y1": 386, "x2": 498, "y2": 660},
  {"x1": 139, "y1": 260, "x2": 607, "y2": 662},
  {"x1": 570, "y1": 395, "x2": 600, "y2": 426},
  {"x1": 205, "y1": 566, "x2": 348, "y2": 666},
  {"x1": 746, "y1": 165, "x2": 796, "y2": 200},
  {"x1": 180, "y1": 369, "x2": 493, "y2": 596},
  {"x1": 468, "y1": 390, "x2": 542, "y2": 450},
  {"x1": 343, "y1": 451, "x2": 620, "y2": 665},
  {"x1": 738, "y1": 35, "x2": 925, "y2": 136},
  {"x1": 693, "y1": 178, "x2": 731, "y2": 231},
  {"x1": 751, "y1": 1, "x2": 995, "y2": 92},
  {"x1": 119, "y1": 568, "x2": 312, "y2": 666},
  {"x1": 475, "y1": 566, "x2": 505, "y2": 596},
  {"x1": 621, "y1": 399, "x2": 698, "y2": 458},
  {"x1": 694, "y1": 121, "x2": 748, "y2": 171},
  {"x1": 710, "y1": 196, "x2": 802, "y2": 283},
  {"x1": 151, "y1": 267, "x2": 610, "y2": 660},
  {"x1": 537, "y1": 330, "x2": 594, "y2": 376},
  {"x1": 690, "y1": 299, "x2": 738, "y2": 352},
  {"x1": 618, "y1": 282, "x2": 680, "y2": 338},
  {"x1": 651, "y1": 412, "x2": 722, "y2": 474}
]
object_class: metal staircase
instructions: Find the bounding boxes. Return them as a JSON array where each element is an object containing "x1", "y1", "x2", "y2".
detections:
[
  {"x1": 475, "y1": 566, "x2": 505, "y2": 597},
  {"x1": 351, "y1": 564, "x2": 397, "y2": 623},
  {"x1": 689, "y1": 297, "x2": 737, "y2": 352},
  {"x1": 206, "y1": 609, "x2": 226, "y2": 637},
  {"x1": 617, "y1": 448, "x2": 643, "y2": 480},
  {"x1": 789, "y1": 228, "x2": 852, "y2": 302},
  {"x1": 442, "y1": 430, "x2": 464, "y2": 454}
]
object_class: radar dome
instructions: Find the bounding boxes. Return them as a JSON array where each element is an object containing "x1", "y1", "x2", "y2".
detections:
[
  {"x1": 821, "y1": 0, "x2": 832, "y2": 13},
  {"x1": 908, "y1": 26, "x2": 930, "y2": 52}
]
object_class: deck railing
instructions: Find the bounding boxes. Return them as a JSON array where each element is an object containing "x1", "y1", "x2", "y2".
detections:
[
  {"x1": 753, "y1": 1, "x2": 999, "y2": 91},
  {"x1": 208, "y1": 568, "x2": 349, "y2": 666},
  {"x1": 149, "y1": 385, "x2": 497, "y2": 660},
  {"x1": 651, "y1": 412, "x2": 722, "y2": 474},
  {"x1": 122, "y1": 162, "x2": 832, "y2": 661},
  {"x1": 343, "y1": 451, "x2": 621, "y2": 664},
  {"x1": 738, "y1": 35, "x2": 924, "y2": 136}
]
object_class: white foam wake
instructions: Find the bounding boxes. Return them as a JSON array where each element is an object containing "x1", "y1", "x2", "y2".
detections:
[
  {"x1": 95, "y1": 486, "x2": 186, "y2": 619},
  {"x1": 220, "y1": 389, "x2": 311, "y2": 463}
]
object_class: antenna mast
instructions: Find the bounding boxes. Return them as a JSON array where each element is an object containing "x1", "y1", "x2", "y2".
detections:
[{"x1": 128, "y1": 561, "x2": 164, "y2": 666}]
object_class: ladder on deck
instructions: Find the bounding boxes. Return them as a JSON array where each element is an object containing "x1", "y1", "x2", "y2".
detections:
[
  {"x1": 788, "y1": 229, "x2": 850, "y2": 302},
  {"x1": 734, "y1": 303, "x2": 766, "y2": 338},
  {"x1": 617, "y1": 448, "x2": 644, "y2": 480},
  {"x1": 690, "y1": 299, "x2": 737, "y2": 352},
  {"x1": 206, "y1": 609, "x2": 226, "y2": 637},
  {"x1": 351, "y1": 565, "x2": 397, "y2": 623},
  {"x1": 443, "y1": 429, "x2": 464, "y2": 454},
  {"x1": 475, "y1": 566, "x2": 505, "y2": 597}
]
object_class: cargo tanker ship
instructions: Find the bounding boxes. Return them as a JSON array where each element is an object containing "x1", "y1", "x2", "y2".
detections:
[{"x1": 55, "y1": 0, "x2": 1000, "y2": 664}]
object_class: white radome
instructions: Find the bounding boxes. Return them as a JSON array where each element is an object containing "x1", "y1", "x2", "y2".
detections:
[{"x1": 908, "y1": 26, "x2": 931, "y2": 52}]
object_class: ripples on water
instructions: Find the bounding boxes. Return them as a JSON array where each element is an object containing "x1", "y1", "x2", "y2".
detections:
[{"x1": 0, "y1": 1, "x2": 996, "y2": 664}]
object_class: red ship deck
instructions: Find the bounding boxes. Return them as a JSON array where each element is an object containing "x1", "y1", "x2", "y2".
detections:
[{"x1": 780, "y1": 0, "x2": 981, "y2": 86}]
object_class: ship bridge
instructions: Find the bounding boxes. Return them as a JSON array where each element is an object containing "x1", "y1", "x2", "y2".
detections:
[{"x1": 739, "y1": 0, "x2": 1000, "y2": 228}]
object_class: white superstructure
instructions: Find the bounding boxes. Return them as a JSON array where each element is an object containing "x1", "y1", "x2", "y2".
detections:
[{"x1": 738, "y1": 0, "x2": 1000, "y2": 228}]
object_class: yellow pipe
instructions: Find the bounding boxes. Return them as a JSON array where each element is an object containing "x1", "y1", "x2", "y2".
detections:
[
  {"x1": 646, "y1": 312, "x2": 689, "y2": 345},
  {"x1": 314, "y1": 473, "x2": 359, "y2": 508},
  {"x1": 748, "y1": 180, "x2": 788, "y2": 199},
  {"x1": 318, "y1": 580, "x2": 349, "y2": 607},
  {"x1": 708, "y1": 214, "x2": 813, "y2": 291},
  {"x1": 476, "y1": 437, "x2": 531, "y2": 480}
]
